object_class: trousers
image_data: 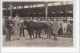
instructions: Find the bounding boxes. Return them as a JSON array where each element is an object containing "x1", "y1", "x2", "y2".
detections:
[{"x1": 5, "y1": 28, "x2": 12, "y2": 41}]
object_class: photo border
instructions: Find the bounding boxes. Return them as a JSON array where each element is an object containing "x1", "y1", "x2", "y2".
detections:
[{"x1": 0, "y1": 0, "x2": 80, "y2": 53}]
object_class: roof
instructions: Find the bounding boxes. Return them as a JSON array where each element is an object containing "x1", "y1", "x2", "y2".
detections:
[
  {"x1": 3, "y1": 2, "x2": 48, "y2": 8},
  {"x1": 3, "y1": 2, "x2": 73, "y2": 8},
  {"x1": 3, "y1": 2, "x2": 73, "y2": 17}
]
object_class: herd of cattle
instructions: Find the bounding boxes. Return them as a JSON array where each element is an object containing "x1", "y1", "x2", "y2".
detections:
[{"x1": 23, "y1": 20, "x2": 73, "y2": 40}]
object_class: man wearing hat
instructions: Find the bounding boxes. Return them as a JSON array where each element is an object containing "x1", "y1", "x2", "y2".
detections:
[
  {"x1": 13, "y1": 14, "x2": 21, "y2": 40},
  {"x1": 19, "y1": 18, "x2": 25, "y2": 37},
  {"x1": 5, "y1": 16, "x2": 14, "y2": 41},
  {"x1": 52, "y1": 18, "x2": 59, "y2": 40}
]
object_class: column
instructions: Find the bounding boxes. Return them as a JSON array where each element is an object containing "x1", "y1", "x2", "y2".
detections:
[
  {"x1": 60, "y1": 2, "x2": 62, "y2": 21},
  {"x1": 10, "y1": 5, "x2": 12, "y2": 16},
  {"x1": 28, "y1": 5, "x2": 30, "y2": 19},
  {"x1": 66, "y1": 2, "x2": 68, "y2": 21},
  {"x1": 32, "y1": 5, "x2": 33, "y2": 19},
  {"x1": 45, "y1": 2, "x2": 48, "y2": 21}
]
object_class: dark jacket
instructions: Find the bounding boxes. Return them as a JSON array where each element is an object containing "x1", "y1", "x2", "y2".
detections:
[{"x1": 5, "y1": 19, "x2": 14, "y2": 29}]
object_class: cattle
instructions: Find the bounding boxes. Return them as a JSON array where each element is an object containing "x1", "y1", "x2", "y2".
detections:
[
  {"x1": 44, "y1": 25, "x2": 57, "y2": 40},
  {"x1": 58, "y1": 21, "x2": 73, "y2": 37},
  {"x1": 24, "y1": 20, "x2": 57, "y2": 40},
  {"x1": 24, "y1": 20, "x2": 47, "y2": 38}
]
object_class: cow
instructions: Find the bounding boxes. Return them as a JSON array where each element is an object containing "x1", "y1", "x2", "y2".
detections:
[
  {"x1": 44, "y1": 25, "x2": 57, "y2": 40},
  {"x1": 58, "y1": 21, "x2": 73, "y2": 37},
  {"x1": 24, "y1": 20, "x2": 57, "y2": 40},
  {"x1": 24, "y1": 20, "x2": 47, "y2": 39}
]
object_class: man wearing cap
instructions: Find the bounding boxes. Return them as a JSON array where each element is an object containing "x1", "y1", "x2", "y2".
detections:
[
  {"x1": 19, "y1": 18, "x2": 25, "y2": 37},
  {"x1": 52, "y1": 18, "x2": 59, "y2": 40},
  {"x1": 5, "y1": 16, "x2": 14, "y2": 41},
  {"x1": 13, "y1": 15, "x2": 20, "y2": 40}
]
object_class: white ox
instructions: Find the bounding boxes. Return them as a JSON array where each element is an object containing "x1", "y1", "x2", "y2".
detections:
[{"x1": 58, "y1": 21, "x2": 72, "y2": 37}]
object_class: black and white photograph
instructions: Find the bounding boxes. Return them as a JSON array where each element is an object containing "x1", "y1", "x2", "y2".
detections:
[{"x1": 2, "y1": 1, "x2": 73, "y2": 47}]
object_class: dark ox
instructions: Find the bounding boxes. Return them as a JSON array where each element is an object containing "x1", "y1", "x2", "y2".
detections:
[{"x1": 24, "y1": 20, "x2": 57, "y2": 40}]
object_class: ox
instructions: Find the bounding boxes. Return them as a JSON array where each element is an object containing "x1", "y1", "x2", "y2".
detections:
[
  {"x1": 24, "y1": 20, "x2": 57, "y2": 40},
  {"x1": 58, "y1": 21, "x2": 73, "y2": 37}
]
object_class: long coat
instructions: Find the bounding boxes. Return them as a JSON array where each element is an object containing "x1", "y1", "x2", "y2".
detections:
[
  {"x1": 13, "y1": 17, "x2": 20, "y2": 36},
  {"x1": 52, "y1": 21, "x2": 59, "y2": 35},
  {"x1": 5, "y1": 19, "x2": 14, "y2": 29},
  {"x1": 3, "y1": 18, "x2": 6, "y2": 30},
  {"x1": 5, "y1": 19, "x2": 14, "y2": 41}
]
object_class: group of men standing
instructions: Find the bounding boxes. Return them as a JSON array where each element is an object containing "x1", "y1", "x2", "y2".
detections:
[
  {"x1": 4, "y1": 15, "x2": 73, "y2": 41},
  {"x1": 5, "y1": 15, "x2": 25, "y2": 41}
]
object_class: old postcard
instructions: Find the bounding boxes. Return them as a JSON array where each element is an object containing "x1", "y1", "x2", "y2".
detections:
[{"x1": 1, "y1": 0, "x2": 80, "y2": 53}]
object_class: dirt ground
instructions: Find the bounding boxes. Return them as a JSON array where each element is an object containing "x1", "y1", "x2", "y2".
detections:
[{"x1": 3, "y1": 30, "x2": 73, "y2": 47}]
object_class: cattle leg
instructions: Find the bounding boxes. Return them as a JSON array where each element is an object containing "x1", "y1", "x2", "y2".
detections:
[
  {"x1": 48, "y1": 33, "x2": 51, "y2": 39},
  {"x1": 36, "y1": 32, "x2": 38, "y2": 38},
  {"x1": 30, "y1": 35, "x2": 32, "y2": 39},
  {"x1": 29, "y1": 33, "x2": 32, "y2": 39},
  {"x1": 33, "y1": 31, "x2": 36, "y2": 39},
  {"x1": 23, "y1": 29, "x2": 25, "y2": 37},
  {"x1": 46, "y1": 33, "x2": 51, "y2": 39},
  {"x1": 38, "y1": 32, "x2": 41, "y2": 38},
  {"x1": 49, "y1": 35, "x2": 51, "y2": 39},
  {"x1": 47, "y1": 34, "x2": 48, "y2": 38},
  {"x1": 47, "y1": 33, "x2": 49, "y2": 38},
  {"x1": 54, "y1": 34, "x2": 57, "y2": 40},
  {"x1": 32, "y1": 34, "x2": 35, "y2": 39},
  {"x1": 20, "y1": 28, "x2": 21, "y2": 37},
  {"x1": 63, "y1": 32, "x2": 66, "y2": 37}
]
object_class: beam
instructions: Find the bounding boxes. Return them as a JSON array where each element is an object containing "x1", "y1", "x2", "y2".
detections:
[{"x1": 45, "y1": 2, "x2": 48, "y2": 21}]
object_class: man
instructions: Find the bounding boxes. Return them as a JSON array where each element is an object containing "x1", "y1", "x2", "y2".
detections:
[
  {"x1": 19, "y1": 18, "x2": 25, "y2": 37},
  {"x1": 3, "y1": 18, "x2": 6, "y2": 35},
  {"x1": 58, "y1": 23, "x2": 63, "y2": 36},
  {"x1": 13, "y1": 14, "x2": 20, "y2": 40},
  {"x1": 5, "y1": 16, "x2": 14, "y2": 41},
  {"x1": 52, "y1": 18, "x2": 59, "y2": 40}
]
